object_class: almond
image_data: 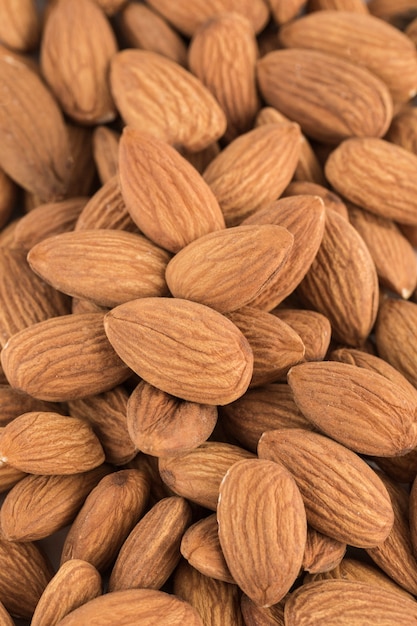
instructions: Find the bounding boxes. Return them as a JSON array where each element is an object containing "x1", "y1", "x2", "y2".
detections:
[
  {"x1": 31, "y1": 560, "x2": 102, "y2": 626},
  {"x1": 283, "y1": 181, "x2": 349, "y2": 220},
  {"x1": 307, "y1": 0, "x2": 369, "y2": 11},
  {"x1": 203, "y1": 124, "x2": 302, "y2": 226},
  {"x1": 258, "y1": 429, "x2": 394, "y2": 547},
  {"x1": 257, "y1": 49, "x2": 393, "y2": 143},
  {"x1": 56, "y1": 589, "x2": 204, "y2": 626},
  {"x1": 217, "y1": 458, "x2": 307, "y2": 607},
  {"x1": 165, "y1": 225, "x2": 294, "y2": 313},
  {"x1": 92, "y1": 126, "x2": 120, "y2": 184},
  {"x1": 0, "y1": 52, "x2": 72, "y2": 201},
  {"x1": 268, "y1": 0, "x2": 307, "y2": 24},
  {"x1": 1, "y1": 313, "x2": 131, "y2": 401},
  {"x1": 0, "y1": 384, "x2": 62, "y2": 426},
  {"x1": 303, "y1": 527, "x2": 346, "y2": 574},
  {"x1": 0, "y1": 169, "x2": 17, "y2": 230},
  {"x1": 240, "y1": 594, "x2": 285, "y2": 626},
  {"x1": 61, "y1": 469, "x2": 151, "y2": 572},
  {"x1": 0, "y1": 465, "x2": 110, "y2": 541},
  {"x1": 367, "y1": 0, "x2": 417, "y2": 27},
  {"x1": 272, "y1": 309, "x2": 331, "y2": 362},
  {"x1": 325, "y1": 137, "x2": 417, "y2": 225},
  {"x1": 118, "y1": 127, "x2": 225, "y2": 253},
  {"x1": 0, "y1": 602, "x2": 13, "y2": 626},
  {"x1": 27, "y1": 229, "x2": 171, "y2": 308},
  {"x1": 104, "y1": 297, "x2": 254, "y2": 405},
  {"x1": 109, "y1": 496, "x2": 192, "y2": 591},
  {"x1": 0, "y1": 0, "x2": 40, "y2": 51},
  {"x1": 65, "y1": 122, "x2": 96, "y2": 198},
  {"x1": 110, "y1": 50, "x2": 227, "y2": 152},
  {"x1": 188, "y1": 13, "x2": 260, "y2": 141},
  {"x1": 0, "y1": 464, "x2": 26, "y2": 494},
  {"x1": 126, "y1": 380, "x2": 218, "y2": 457}
]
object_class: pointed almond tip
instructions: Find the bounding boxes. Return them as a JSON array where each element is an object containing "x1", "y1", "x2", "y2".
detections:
[{"x1": 401, "y1": 288, "x2": 413, "y2": 300}]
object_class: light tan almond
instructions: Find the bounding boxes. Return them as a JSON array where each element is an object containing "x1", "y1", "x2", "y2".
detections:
[
  {"x1": 203, "y1": 124, "x2": 301, "y2": 226},
  {"x1": 279, "y1": 11, "x2": 417, "y2": 102},
  {"x1": 258, "y1": 429, "x2": 394, "y2": 547},
  {"x1": 225, "y1": 307, "x2": 305, "y2": 386},
  {"x1": 218, "y1": 458, "x2": 307, "y2": 607},
  {"x1": 0, "y1": 52, "x2": 72, "y2": 201},
  {"x1": 220, "y1": 383, "x2": 313, "y2": 452},
  {"x1": 104, "y1": 297, "x2": 254, "y2": 405},
  {"x1": 110, "y1": 50, "x2": 226, "y2": 152},
  {"x1": 118, "y1": 127, "x2": 225, "y2": 253},
  {"x1": 158, "y1": 442, "x2": 254, "y2": 510},
  {"x1": 180, "y1": 514, "x2": 234, "y2": 584},
  {"x1": 242, "y1": 195, "x2": 326, "y2": 310},
  {"x1": 27, "y1": 229, "x2": 171, "y2": 308},
  {"x1": 272, "y1": 309, "x2": 331, "y2": 362},
  {"x1": 1, "y1": 313, "x2": 131, "y2": 401},
  {"x1": 0, "y1": 411, "x2": 105, "y2": 474},
  {"x1": 41, "y1": 0, "x2": 117, "y2": 124},
  {"x1": 0, "y1": 0, "x2": 40, "y2": 51},
  {"x1": 119, "y1": 3, "x2": 188, "y2": 66},
  {"x1": 61, "y1": 469, "x2": 151, "y2": 572},
  {"x1": 283, "y1": 181, "x2": 349, "y2": 220},
  {"x1": 287, "y1": 361, "x2": 417, "y2": 456},
  {"x1": 188, "y1": 13, "x2": 260, "y2": 141},
  {"x1": 284, "y1": 580, "x2": 417, "y2": 626},
  {"x1": 144, "y1": 0, "x2": 269, "y2": 35},
  {"x1": 0, "y1": 465, "x2": 110, "y2": 541},
  {"x1": 303, "y1": 527, "x2": 346, "y2": 574},
  {"x1": 75, "y1": 176, "x2": 138, "y2": 233},
  {"x1": 92, "y1": 126, "x2": 120, "y2": 184},
  {"x1": 31, "y1": 560, "x2": 102, "y2": 626},
  {"x1": 57, "y1": 589, "x2": 204, "y2": 626},
  {"x1": 297, "y1": 209, "x2": 379, "y2": 346},
  {"x1": 165, "y1": 225, "x2": 293, "y2": 313},
  {"x1": 268, "y1": 0, "x2": 307, "y2": 24},
  {"x1": 325, "y1": 137, "x2": 417, "y2": 225},
  {"x1": 173, "y1": 560, "x2": 244, "y2": 626},
  {"x1": 68, "y1": 386, "x2": 136, "y2": 466},
  {"x1": 257, "y1": 49, "x2": 393, "y2": 143},
  {"x1": 126, "y1": 380, "x2": 217, "y2": 457}
]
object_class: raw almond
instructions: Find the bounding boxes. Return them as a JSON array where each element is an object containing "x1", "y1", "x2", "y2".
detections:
[
  {"x1": 258, "y1": 429, "x2": 394, "y2": 547},
  {"x1": 31, "y1": 560, "x2": 102, "y2": 626},
  {"x1": 110, "y1": 49, "x2": 226, "y2": 152},
  {"x1": 283, "y1": 181, "x2": 349, "y2": 220},
  {"x1": 272, "y1": 309, "x2": 331, "y2": 362},
  {"x1": 303, "y1": 527, "x2": 346, "y2": 574},
  {"x1": 165, "y1": 225, "x2": 294, "y2": 313},
  {"x1": 92, "y1": 126, "x2": 120, "y2": 184},
  {"x1": 257, "y1": 49, "x2": 393, "y2": 143},
  {"x1": 217, "y1": 458, "x2": 307, "y2": 607},
  {"x1": 307, "y1": 0, "x2": 369, "y2": 11},
  {"x1": 118, "y1": 127, "x2": 225, "y2": 253},
  {"x1": 240, "y1": 594, "x2": 285, "y2": 626},
  {"x1": 0, "y1": 602, "x2": 13, "y2": 626},
  {"x1": 104, "y1": 297, "x2": 254, "y2": 405},
  {"x1": 0, "y1": 384, "x2": 62, "y2": 426},
  {"x1": 1, "y1": 313, "x2": 131, "y2": 401},
  {"x1": 268, "y1": 0, "x2": 307, "y2": 24},
  {"x1": 0, "y1": 0, "x2": 40, "y2": 51},
  {"x1": 0, "y1": 169, "x2": 17, "y2": 230}
]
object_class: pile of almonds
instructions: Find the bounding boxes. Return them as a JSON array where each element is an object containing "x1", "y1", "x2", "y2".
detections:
[{"x1": 2, "y1": 0, "x2": 417, "y2": 624}]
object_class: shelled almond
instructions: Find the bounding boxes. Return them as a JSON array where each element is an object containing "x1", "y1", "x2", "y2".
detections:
[{"x1": 1, "y1": 1, "x2": 417, "y2": 624}]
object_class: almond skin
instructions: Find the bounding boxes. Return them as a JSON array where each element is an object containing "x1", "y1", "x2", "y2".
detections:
[
  {"x1": 41, "y1": 0, "x2": 117, "y2": 124},
  {"x1": 110, "y1": 49, "x2": 227, "y2": 152},
  {"x1": 325, "y1": 137, "x2": 417, "y2": 225},
  {"x1": 104, "y1": 297, "x2": 254, "y2": 405},
  {"x1": 258, "y1": 429, "x2": 394, "y2": 547},
  {"x1": 303, "y1": 527, "x2": 346, "y2": 574},
  {"x1": 165, "y1": 225, "x2": 294, "y2": 313},
  {"x1": 257, "y1": 49, "x2": 393, "y2": 143},
  {"x1": 0, "y1": 384, "x2": 62, "y2": 427},
  {"x1": 31, "y1": 560, "x2": 102, "y2": 626},
  {"x1": 287, "y1": 361, "x2": 417, "y2": 456},
  {"x1": 0, "y1": 0, "x2": 40, "y2": 52},
  {"x1": 27, "y1": 229, "x2": 171, "y2": 308},
  {"x1": 217, "y1": 458, "x2": 307, "y2": 607},
  {"x1": 273, "y1": 309, "x2": 332, "y2": 362},
  {"x1": 92, "y1": 126, "x2": 120, "y2": 184},
  {"x1": 1, "y1": 313, "x2": 131, "y2": 402},
  {"x1": 0, "y1": 411, "x2": 105, "y2": 475},
  {"x1": 118, "y1": 128, "x2": 225, "y2": 253}
]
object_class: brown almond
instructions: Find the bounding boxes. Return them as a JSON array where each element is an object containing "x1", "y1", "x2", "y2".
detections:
[
  {"x1": 218, "y1": 458, "x2": 307, "y2": 607},
  {"x1": 126, "y1": 381, "x2": 217, "y2": 457},
  {"x1": 283, "y1": 181, "x2": 349, "y2": 220},
  {"x1": 272, "y1": 309, "x2": 331, "y2": 362},
  {"x1": 92, "y1": 126, "x2": 120, "y2": 185},
  {"x1": 0, "y1": 411, "x2": 105, "y2": 474},
  {"x1": 0, "y1": 464, "x2": 26, "y2": 494},
  {"x1": 258, "y1": 429, "x2": 394, "y2": 547},
  {"x1": 268, "y1": 0, "x2": 307, "y2": 24},
  {"x1": 386, "y1": 106, "x2": 417, "y2": 155},
  {"x1": 240, "y1": 594, "x2": 285, "y2": 626},
  {"x1": 104, "y1": 297, "x2": 254, "y2": 405},
  {"x1": 65, "y1": 123, "x2": 96, "y2": 198},
  {"x1": 75, "y1": 176, "x2": 138, "y2": 233},
  {"x1": 0, "y1": 465, "x2": 110, "y2": 541},
  {"x1": 165, "y1": 225, "x2": 294, "y2": 313},
  {"x1": 307, "y1": 0, "x2": 369, "y2": 11},
  {"x1": 61, "y1": 469, "x2": 151, "y2": 572},
  {"x1": 0, "y1": 0, "x2": 40, "y2": 51},
  {"x1": 31, "y1": 560, "x2": 102, "y2": 626},
  {"x1": 303, "y1": 527, "x2": 346, "y2": 574},
  {"x1": 0, "y1": 601, "x2": 13, "y2": 626},
  {"x1": 203, "y1": 124, "x2": 302, "y2": 226},
  {"x1": 0, "y1": 169, "x2": 17, "y2": 230},
  {"x1": 118, "y1": 127, "x2": 225, "y2": 253},
  {"x1": 110, "y1": 50, "x2": 226, "y2": 152},
  {"x1": 1, "y1": 313, "x2": 131, "y2": 402},
  {"x1": 367, "y1": 0, "x2": 417, "y2": 27},
  {"x1": 158, "y1": 441, "x2": 254, "y2": 510},
  {"x1": 0, "y1": 384, "x2": 62, "y2": 427}
]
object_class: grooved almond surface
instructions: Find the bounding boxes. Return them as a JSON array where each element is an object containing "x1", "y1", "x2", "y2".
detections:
[
  {"x1": 110, "y1": 50, "x2": 227, "y2": 152},
  {"x1": 257, "y1": 49, "x2": 393, "y2": 143},
  {"x1": 27, "y1": 229, "x2": 171, "y2": 308},
  {"x1": 118, "y1": 128, "x2": 225, "y2": 253},
  {"x1": 165, "y1": 225, "x2": 293, "y2": 313},
  {"x1": 75, "y1": 175, "x2": 137, "y2": 233},
  {"x1": 218, "y1": 458, "x2": 307, "y2": 607},
  {"x1": 258, "y1": 429, "x2": 394, "y2": 547},
  {"x1": 104, "y1": 298, "x2": 253, "y2": 405},
  {"x1": 1, "y1": 313, "x2": 131, "y2": 402}
]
